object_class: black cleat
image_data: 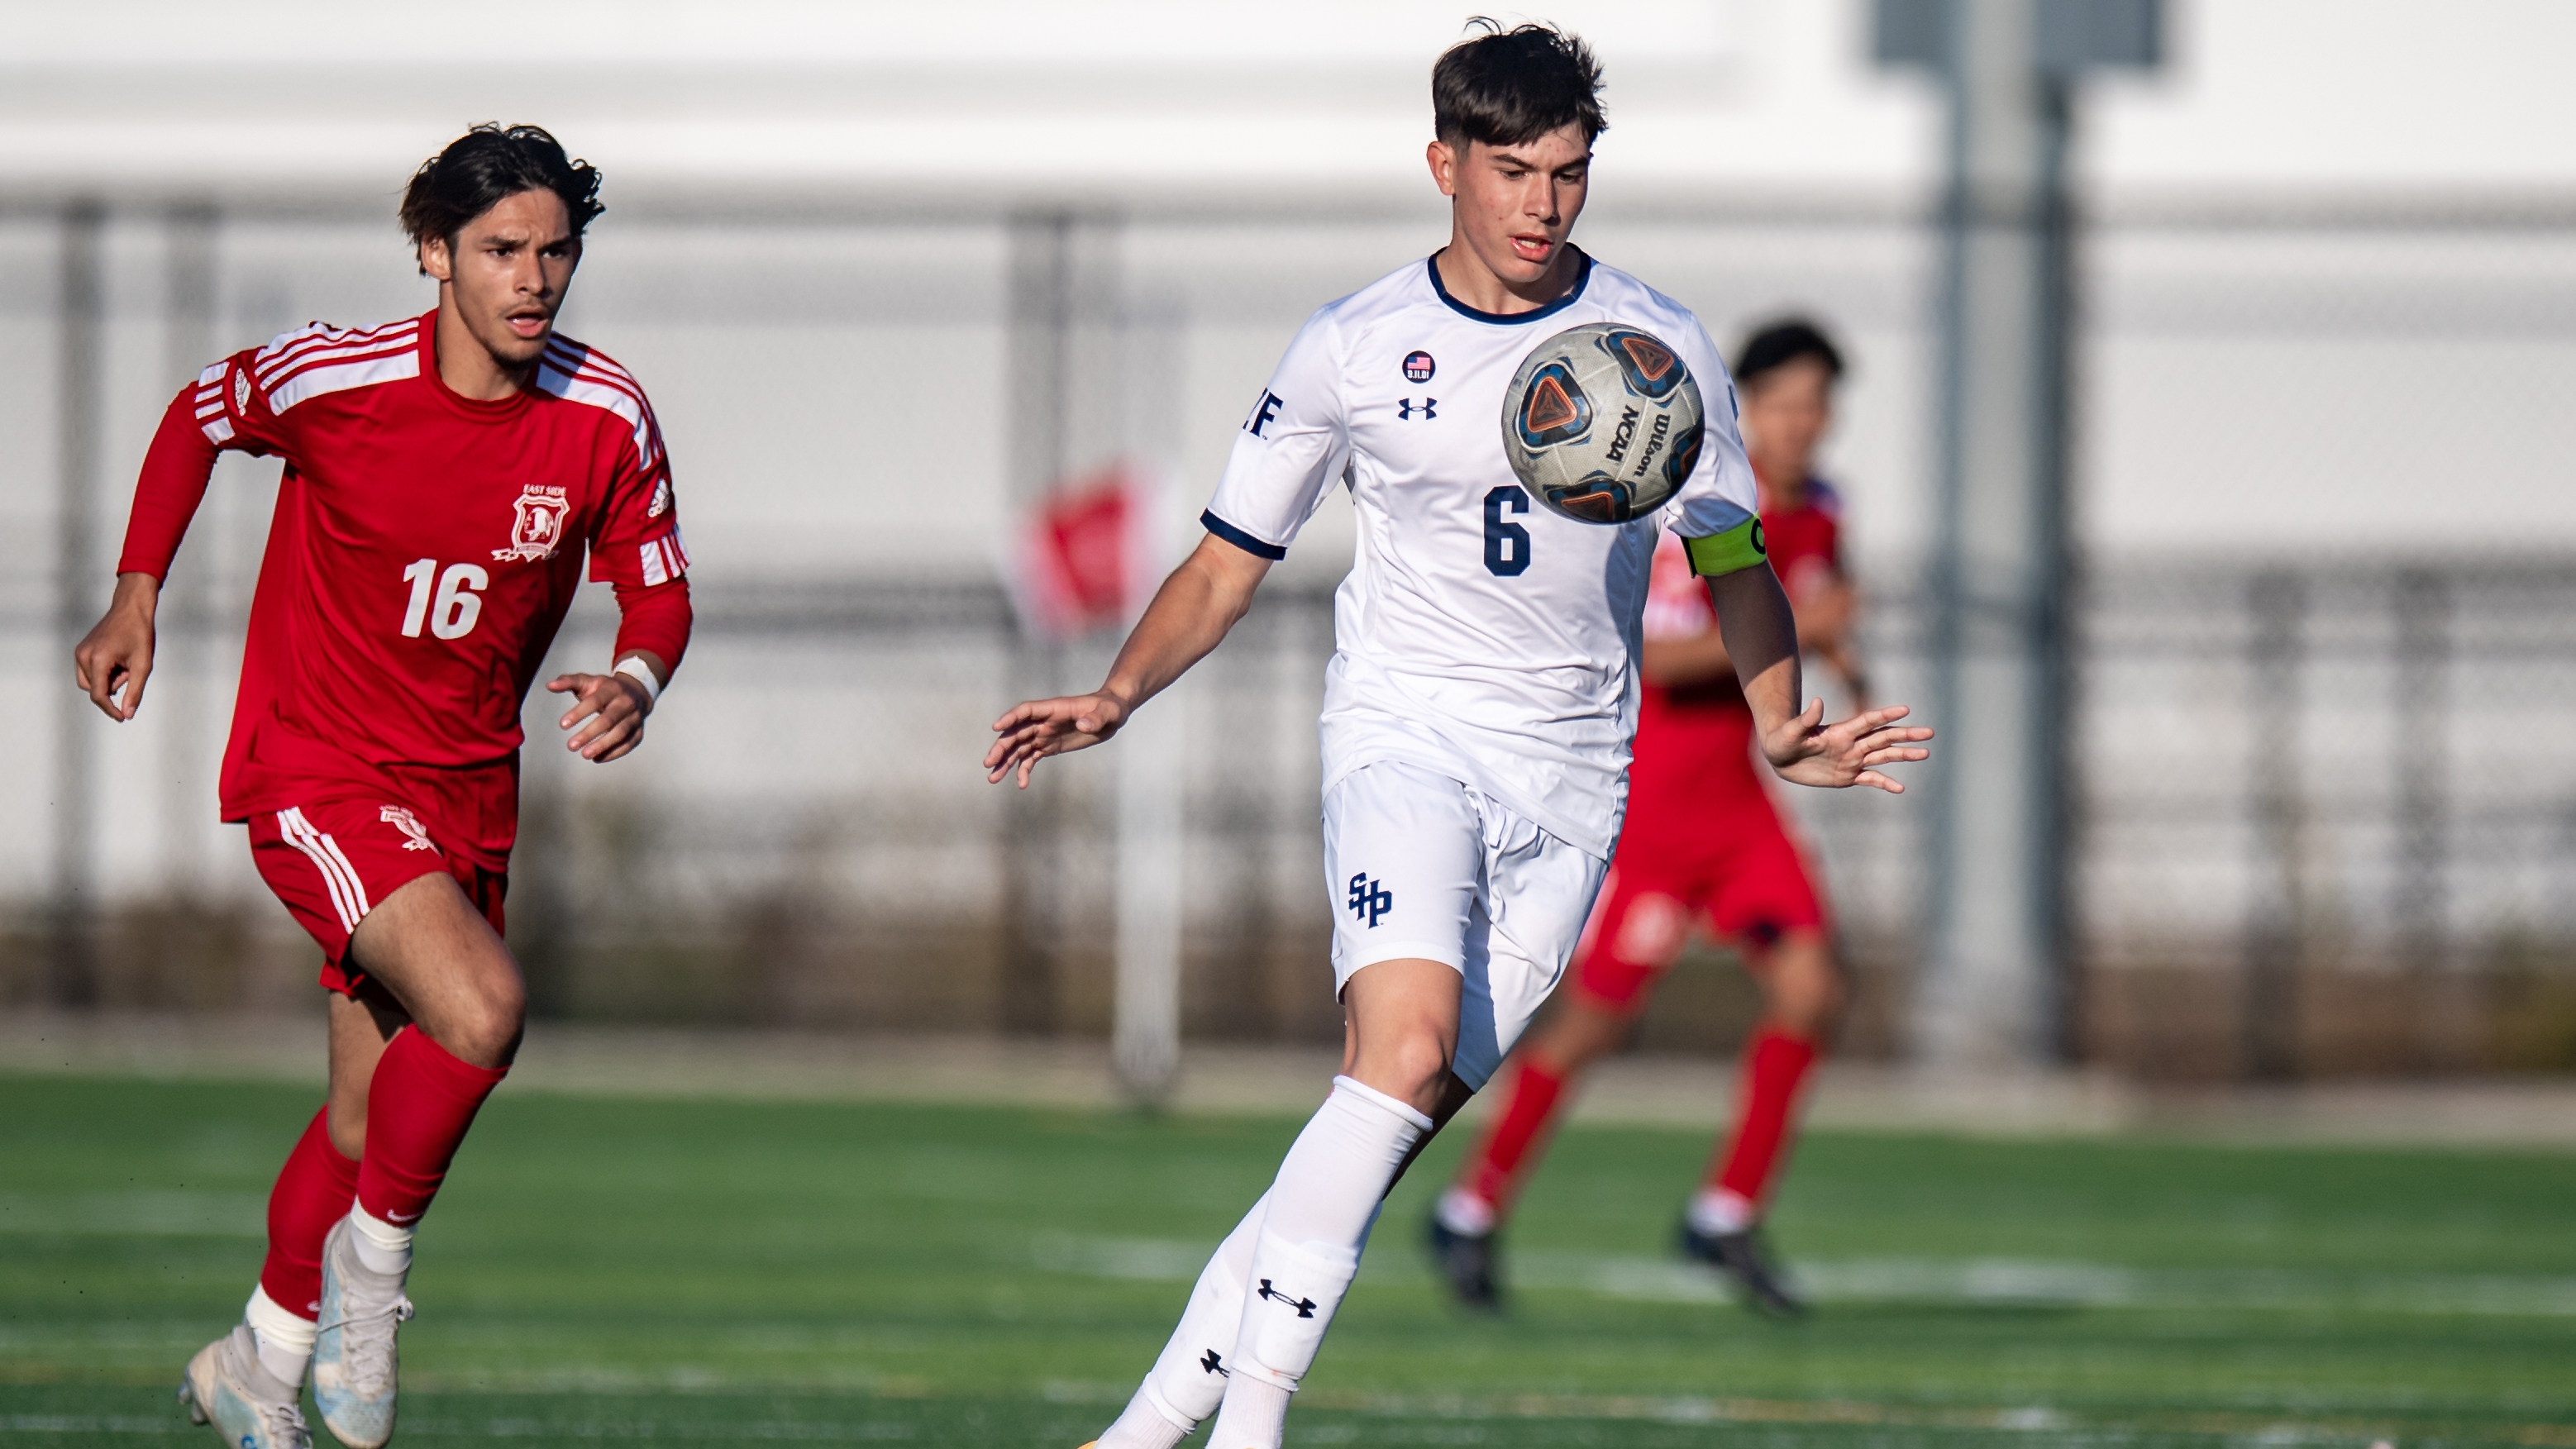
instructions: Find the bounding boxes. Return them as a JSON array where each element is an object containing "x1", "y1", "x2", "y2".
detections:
[
  {"x1": 1679, "y1": 1218, "x2": 1806, "y2": 1320},
  {"x1": 1425, "y1": 1213, "x2": 1505, "y2": 1313}
]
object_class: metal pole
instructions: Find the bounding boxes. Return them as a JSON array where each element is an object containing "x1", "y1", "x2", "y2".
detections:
[
  {"x1": 2244, "y1": 570, "x2": 2306, "y2": 1079},
  {"x1": 1109, "y1": 278, "x2": 1185, "y2": 1105},
  {"x1": 51, "y1": 199, "x2": 107, "y2": 1008},
  {"x1": 160, "y1": 203, "x2": 219, "y2": 900},
  {"x1": 1916, "y1": 0, "x2": 2070, "y2": 1070},
  {"x1": 2392, "y1": 568, "x2": 2449, "y2": 1065},
  {"x1": 1113, "y1": 655, "x2": 1185, "y2": 1103},
  {"x1": 999, "y1": 210, "x2": 1074, "y2": 1037}
]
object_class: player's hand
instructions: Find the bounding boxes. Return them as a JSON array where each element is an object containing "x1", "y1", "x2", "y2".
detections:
[
  {"x1": 73, "y1": 572, "x2": 161, "y2": 722},
  {"x1": 985, "y1": 691, "x2": 1132, "y2": 788},
  {"x1": 549, "y1": 671, "x2": 651, "y2": 762},
  {"x1": 1761, "y1": 700, "x2": 1932, "y2": 794}
]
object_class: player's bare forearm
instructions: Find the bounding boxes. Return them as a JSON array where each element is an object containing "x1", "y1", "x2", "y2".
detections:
[
  {"x1": 547, "y1": 649, "x2": 664, "y2": 763},
  {"x1": 1707, "y1": 565, "x2": 1931, "y2": 793},
  {"x1": 1101, "y1": 536, "x2": 1269, "y2": 705},
  {"x1": 1708, "y1": 565, "x2": 1802, "y2": 731},
  {"x1": 74, "y1": 571, "x2": 162, "y2": 722},
  {"x1": 985, "y1": 534, "x2": 1271, "y2": 787}
]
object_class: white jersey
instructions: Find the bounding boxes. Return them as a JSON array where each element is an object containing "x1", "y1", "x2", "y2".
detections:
[{"x1": 1204, "y1": 251, "x2": 1764, "y2": 858}]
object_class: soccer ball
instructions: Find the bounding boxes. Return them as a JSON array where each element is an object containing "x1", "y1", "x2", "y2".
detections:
[{"x1": 1500, "y1": 322, "x2": 1705, "y2": 525}]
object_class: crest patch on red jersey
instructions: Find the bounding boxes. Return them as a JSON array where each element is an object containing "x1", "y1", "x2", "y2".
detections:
[{"x1": 494, "y1": 485, "x2": 570, "y2": 563}]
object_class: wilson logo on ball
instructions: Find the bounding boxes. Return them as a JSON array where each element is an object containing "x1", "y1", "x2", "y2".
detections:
[{"x1": 1402, "y1": 350, "x2": 1436, "y2": 384}]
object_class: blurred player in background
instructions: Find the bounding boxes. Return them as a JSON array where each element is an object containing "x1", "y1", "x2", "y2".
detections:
[
  {"x1": 72, "y1": 125, "x2": 692, "y2": 1449},
  {"x1": 1428, "y1": 319, "x2": 1863, "y2": 1319},
  {"x1": 985, "y1": 26, "x2": 1925, "y2": 1449}
]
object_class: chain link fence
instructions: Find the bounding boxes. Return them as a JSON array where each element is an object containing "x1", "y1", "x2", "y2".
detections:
[{"x1": 4, "y1": 197, "x2": 2574, "y2": 1077}]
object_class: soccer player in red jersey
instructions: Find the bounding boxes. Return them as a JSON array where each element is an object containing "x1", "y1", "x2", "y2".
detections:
[
  {"x1": 1428, "y1": 320, "x2": 1862, "y2": 1318},
  {"x1": 71, "y1": 125, "x2": 692, "y2": 1449}
]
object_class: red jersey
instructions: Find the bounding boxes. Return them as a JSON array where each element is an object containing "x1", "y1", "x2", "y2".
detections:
[
  {"x1": 1633, "y1": 479, "x2": 1844, "y2": 804},
  {"x1": 117, "y1": 311, "x2": 694, "y2": 867}
]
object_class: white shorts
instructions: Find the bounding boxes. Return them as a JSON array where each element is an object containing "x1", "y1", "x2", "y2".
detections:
[{"x1": 1321, "y1": 760, "x2": 1610, "y2": 1090}]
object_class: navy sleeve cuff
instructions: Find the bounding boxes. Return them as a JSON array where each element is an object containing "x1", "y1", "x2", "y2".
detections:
[{"x1": 1201, "y1": 509, "x2": 1288, "y2": 561}]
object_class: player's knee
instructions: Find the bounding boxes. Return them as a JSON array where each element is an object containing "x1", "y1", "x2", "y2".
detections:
[
  {"x1": 1351, "y1": 1027, "x2": 1454, "y2": 1108},
  {"x1": 447, "y1": 970, "x2": 527, "y2": 1067},
  {"x1": 1764, "y1": 932, "x2": 1844, "y2": 1034},
  {"x1": 326, "y1": 1100, "x2": 368, "y2": 1161},
  {"x1": 1385, "y1": 1031, "x2": 1457, "y2": 1102}
]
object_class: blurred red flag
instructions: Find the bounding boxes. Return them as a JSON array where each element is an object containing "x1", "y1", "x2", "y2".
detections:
[{"x1": 1003, "y1": 463, "x2": 1159, "y2": 641}]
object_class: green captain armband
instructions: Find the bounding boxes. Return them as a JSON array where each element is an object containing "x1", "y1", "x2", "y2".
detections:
[{"x1": 1682, "y1": 517, "x2": 1767, "y2": 577}]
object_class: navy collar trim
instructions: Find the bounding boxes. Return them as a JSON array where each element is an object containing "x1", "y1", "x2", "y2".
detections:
[{"x1": 1425, "y1": 248, "x2": 1593, "y2": 325}]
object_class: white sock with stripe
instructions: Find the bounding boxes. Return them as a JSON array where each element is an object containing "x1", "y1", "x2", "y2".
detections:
[
  {"x1": 1206, "y1": 1077, "x2": 1430, "y2": 1449},
  {"x1": 349, "y1": 1205, "x2": 413, "y2": 1277},
  {"x1": 246, "y1": 1285, "x2": 315, "y2": 1385},
  {"x1": 1100, "y1": 1190, "x2": 1270, "y2": 1448}
]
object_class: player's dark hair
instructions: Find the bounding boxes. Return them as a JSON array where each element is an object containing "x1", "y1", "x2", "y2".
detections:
[
  {"x1": 399, "y1": 124, "x2": 604, "y2": 262},
  {"x1": 1734, "y1": 318, "x2": 1845, "y2": 388},
  {"x1": 1433, "y1": 19, "x2": 1608, "y2": 150}
]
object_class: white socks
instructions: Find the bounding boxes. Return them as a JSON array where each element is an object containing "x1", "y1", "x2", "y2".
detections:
[
  {"x1": 1205, "y1": 1077, "x2": 1429, "y2": 1448},
  {"x1": 1104, "y1": 1191, "x2": 1271, "y2": 1447},
  {"x1": 246, "y1": 1286, "x2": 315, "y2": 1385},
  {"x1": 1435, "y1": 1185, "x2": 1496, "y2": 1237},
  {"x1": 1687, "y1": 1186, "x2": 1757, "y2": 1237},
  {"x1": 349, "y1": 1206, "x2": 413, "y2": 1278},
  {"x1": 1095, "y1": 1393, "x2": 1190, "y2": 1449},
  {"x1": 1098, "y1": 1078, "x2": 1433, "y2": 1449}
]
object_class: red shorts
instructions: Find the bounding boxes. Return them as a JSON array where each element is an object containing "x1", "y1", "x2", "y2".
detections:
[
  {"x1": 1570, "y1": 791, "x2": 1828, "y2": 1010},
  {"x1": 246, "y1": 797, "x2": 507, "y2": 995}
]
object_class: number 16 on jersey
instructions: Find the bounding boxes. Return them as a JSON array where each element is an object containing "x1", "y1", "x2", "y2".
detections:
[{"x1": 399, "y1": 558, "x2": 487, "y2": 640}]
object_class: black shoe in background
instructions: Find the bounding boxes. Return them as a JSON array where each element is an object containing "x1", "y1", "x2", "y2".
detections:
[
  {"x1": 1425, "y1": 1213, "x2": 1505, "y2": 1313},
  {"x1": 1678, "y1": 1218, "x2": 1806, "y2": 1320}
]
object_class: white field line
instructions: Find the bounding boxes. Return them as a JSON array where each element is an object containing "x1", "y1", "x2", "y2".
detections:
[
  {"x1": 0, "y1": 1192, "x2": 264, "y2": 1237},
  {"x1": 1032, "y1": 1233, "x2": 2576, "y2": 1315}
]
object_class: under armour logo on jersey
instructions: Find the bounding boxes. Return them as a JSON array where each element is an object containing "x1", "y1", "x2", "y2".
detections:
[
  {"x1": 1348, "y1": 873, "x2": 1393, "y2": 927},
  {"x1": 1257, "y1": 1280, "x2": 1318, "y2": 1318},
  {"x1": 1396, "y1": 398, "x2": 1437, "y2": 421},
  {"x1": 1200, "y1": 1349, "x2": 1228, "y2": 1376},
  {"x1": 1245, "y1": 389, "x2": 1286, "y2": 437}
]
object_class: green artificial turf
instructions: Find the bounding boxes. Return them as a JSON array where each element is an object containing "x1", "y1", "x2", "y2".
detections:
[{"x1": 3, "y1": 1072, "x2": 2574, "y2": 1447}]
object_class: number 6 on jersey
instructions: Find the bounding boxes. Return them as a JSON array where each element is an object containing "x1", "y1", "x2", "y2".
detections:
[
  {"x1": 399, "y1": 558, "x2": 488, "y2": 640},
  {"x1": 1483, "y1": 485, "x2": 1532, "y2": 577}
]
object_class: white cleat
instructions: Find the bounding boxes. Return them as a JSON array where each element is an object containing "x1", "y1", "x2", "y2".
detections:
[
  {"x1": 311, "y1": 1218, "x2": 412, "y2": 1449},
  {"x1": 179, "y1": 1324, "x2": 311, "y2": 1449}
]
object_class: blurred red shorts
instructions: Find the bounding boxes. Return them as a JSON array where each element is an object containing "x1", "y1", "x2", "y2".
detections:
[{"x1": 1570, "y1": 794, "x2": 1829, "y2": 1011}]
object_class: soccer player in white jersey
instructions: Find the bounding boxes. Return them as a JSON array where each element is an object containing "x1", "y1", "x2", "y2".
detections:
[{"x1": 985, "y1": 23, "x2": 1931, "y2": 1449}]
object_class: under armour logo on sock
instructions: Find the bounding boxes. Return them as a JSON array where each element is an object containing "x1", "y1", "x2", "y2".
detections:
[
  {"x1": 1347, "y1": 873, "x2": 1393, "y2": 927},
  {"x1": 1257, "y1": 1279, "x2": 1318, "y2": 1318},
  {"x1": 1200, "y1": 1348, "x2": 1228, "y2": 1376}
]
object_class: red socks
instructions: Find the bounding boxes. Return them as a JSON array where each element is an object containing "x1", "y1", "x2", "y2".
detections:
[
  {"x1": 1454, "y1": 1056, "x2": 1570, "y2": 1223},
  {"x1": 354, "y1": 1027, "x2": 510, "y2": 1227},
  {"x1": 258, "y1": 1108, "x2": 360, "y2": 1319},
  {"x1": 1710, "y1": 1025, "x2": 1820, "y2": 1209}
]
